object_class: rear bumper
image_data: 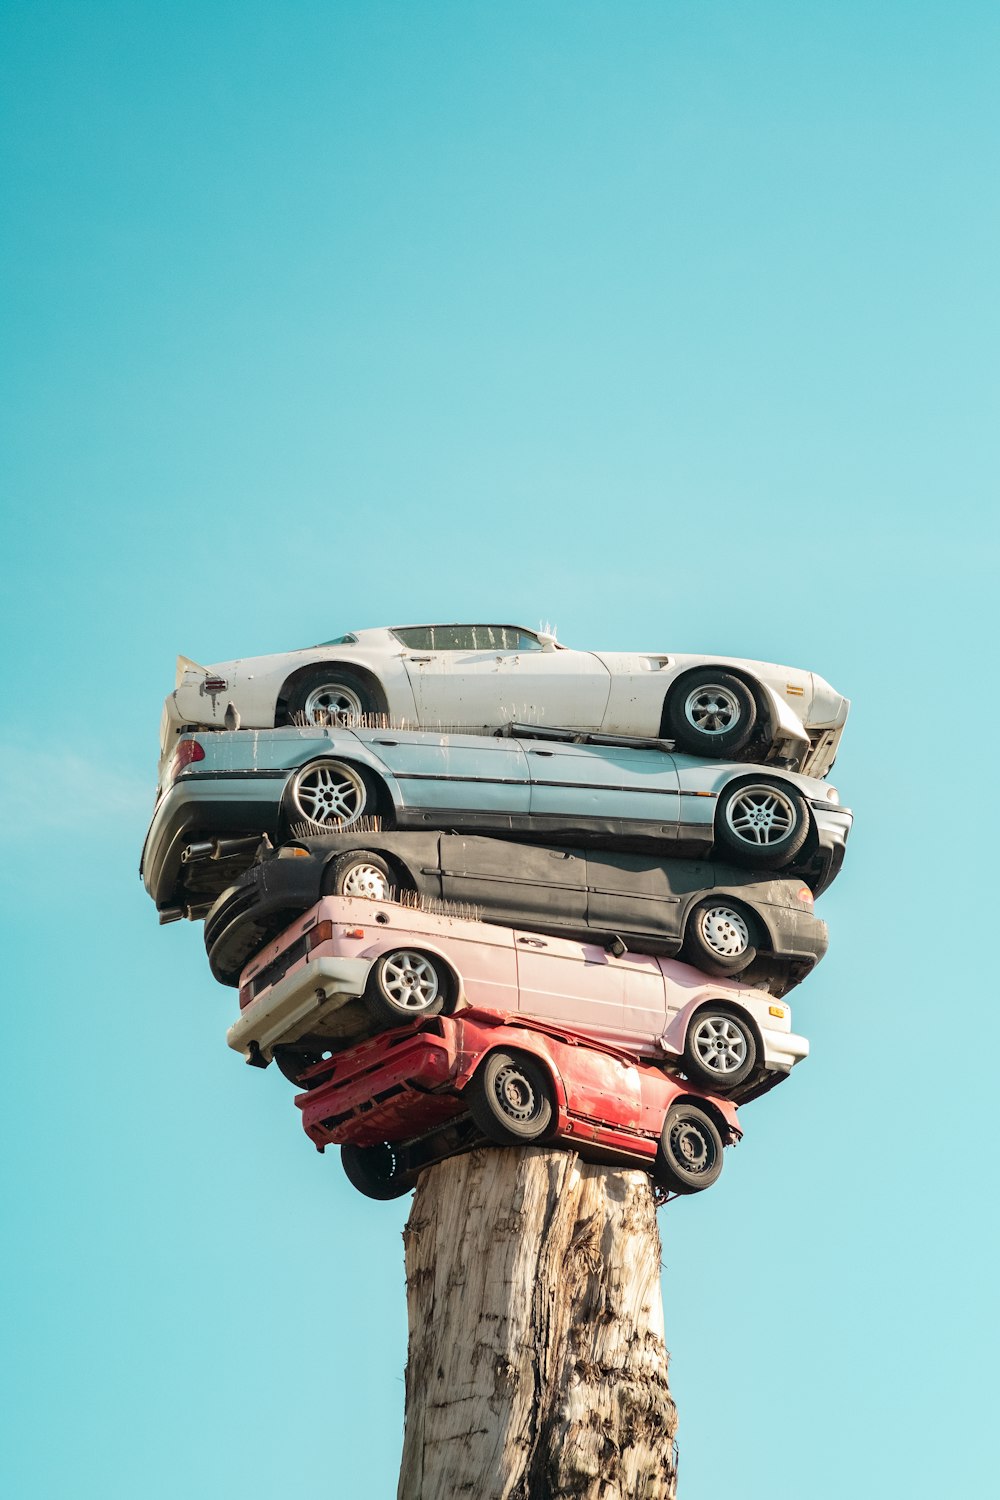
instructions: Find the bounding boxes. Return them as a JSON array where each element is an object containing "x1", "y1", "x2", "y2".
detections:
[
  {"x1": 226, "y1": 956, "x2": 373, "y2": 1062},
  {"x1": 140, "y1": 775, "x2": 286, "y2": 911}
]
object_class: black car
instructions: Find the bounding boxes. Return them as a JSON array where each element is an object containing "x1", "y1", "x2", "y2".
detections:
[{"x1": 204, "y1": 831, "x2": 828, "y2": 995}]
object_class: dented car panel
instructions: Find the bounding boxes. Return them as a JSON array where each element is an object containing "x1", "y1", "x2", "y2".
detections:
[
  {"x1": 293, "y1": 1010, "x2": 742, "y2": 1191},
  {"x1": 141, "y1": 725, "x2": 852, "y2": 914},
  {"x1": 226, "y1": 895, "x2": 809, "y2": 1096},
  {"x1": 159, "y1": 623, "x2": 848, "y2": 778},
  {"x1": 202, "y1": 831, "x2": 828, "y2": 991}
]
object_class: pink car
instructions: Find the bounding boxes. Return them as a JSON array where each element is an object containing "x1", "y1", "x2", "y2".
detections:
[
  {"x1": 294, "y1": 1008, "x2": 743, "y2": 1199},
  {"x1": 228, "y1": 896, "x2": 808, "y2": 1100}
]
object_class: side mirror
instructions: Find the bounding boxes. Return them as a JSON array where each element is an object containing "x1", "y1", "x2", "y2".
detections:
[{"x1": 537, "y1": 632, "x2": 558, "y2": 653}]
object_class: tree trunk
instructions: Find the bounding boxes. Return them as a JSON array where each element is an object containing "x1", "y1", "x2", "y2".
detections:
[{"x1": 398, "y1": 1147, "x2": 677, "y2": 1500}]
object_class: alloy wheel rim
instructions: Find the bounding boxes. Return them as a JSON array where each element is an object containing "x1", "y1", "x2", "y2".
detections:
[
  {"x1": 303, "y1": 683, "x2": 365, "y2": 724},
  {"x1": 725, "y1": 785, "x2": 796, "y2": 846},
  {"x1": 684, "y1": 684, "x2": 742, "y2": 736},
  {"x1": 692, "y1": 1017, "x2": 748, "y2": 1075},
  {"x1": 379, "y1": 952, "x2": 440, "y2": 1011},
  {"x1": 293, "y1": 763, "x2": 366, "y2": 825}
]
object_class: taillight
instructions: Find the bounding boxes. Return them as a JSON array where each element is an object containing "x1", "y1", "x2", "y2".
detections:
[
  {"x1": 796, "y1": 886, "x2": 813, "y2": 905},
  {"x1": 239, "y1": 982, "x2": 253, "y2": 1008},
  {"x1": 306, "y1": 920, "x2": 335, "y2": 952},
  {"x1": 170, "y1": 739, "x2": 206, "y2": 781}
]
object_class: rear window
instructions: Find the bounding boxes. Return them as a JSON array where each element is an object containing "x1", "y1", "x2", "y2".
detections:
[{"x1": 391, "y1": 625, "x2": 543, "y2": 652}]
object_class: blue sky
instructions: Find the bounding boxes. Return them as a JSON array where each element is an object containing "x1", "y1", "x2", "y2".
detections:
[{"x1": 1, "y1": 4, "x2": 997, "y2": 1496}]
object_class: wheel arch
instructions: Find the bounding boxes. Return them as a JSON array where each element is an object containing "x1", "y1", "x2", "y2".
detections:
[
  {"x1": 685, "y1": 999, "x2": 764, "y2": 1076},
  {"x1": 275, "y1": 660, "x2": 389, "y2": 723},
  {"x1": 463, "y1": 1040, "x2": 565, "y2": 1112},
  {"x1": 713, "y1": 771, "x2": 817, "y2": 844},
  {"x1": 679, "y1": 889, "x2": 776, "y2": 956},
  {"x1": 667, "y1": 1090, "x2": 739, "y2": 1147},
  {"x1": 282, "y1": 753, "x2": 396, "y2": 827},
  {"x1": 372, "y1": 941, "x2": 463, "y2": 1012},
  {"x1": 660, "y1": 665, "x2": 774, "y2": 741},
  {"x1": 321, "y1": 843, "x2": 419, "y2": 898}
]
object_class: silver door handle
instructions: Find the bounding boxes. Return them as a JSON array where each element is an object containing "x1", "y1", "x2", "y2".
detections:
[{"x1": 516, "y1": 937, "x2": 547, "y2": 947}]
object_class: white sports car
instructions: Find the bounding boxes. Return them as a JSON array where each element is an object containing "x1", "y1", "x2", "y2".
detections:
[{"x1": 161, "y1": 623, "x2": 848, "y2": 778}]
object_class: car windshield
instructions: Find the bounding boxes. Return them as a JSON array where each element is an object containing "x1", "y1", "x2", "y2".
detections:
[{"x1": 391, "y1": 625, "x2": 543, "y2": 652}]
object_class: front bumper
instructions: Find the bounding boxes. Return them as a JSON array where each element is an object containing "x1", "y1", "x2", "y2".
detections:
[
  {"x1": 205, "y1": 854, "x2": 326, "y2": 985},
  {"x1": 226, "y1": 956, "x2": 374, "y2": 1063},
  {"x1": 809, "y1": 804, "x2": 853, "y2": 895},
  {"x1": 758, "y1": 1024, "x2": 809, "y2": 1074}
]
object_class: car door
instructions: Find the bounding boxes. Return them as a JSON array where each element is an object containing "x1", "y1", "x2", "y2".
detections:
[
  {"x1": 513, "y1": 932, "x2": 626, "y2": 1043},
  {"x1": 437, "y1": 837, "x2": 588, "y2": 931},
  {"x1": 585, "y1": 851, "x2": 717, "y2": 948},
  {"x1": 399, "y1": 627, "x2": 612, "y2": 730},
  {"x1": 360, "y1": 730, "x2": 531, "y2": 816},
  {"x1": 526, "y1": 740, "x2": 681, "y2": 831}
]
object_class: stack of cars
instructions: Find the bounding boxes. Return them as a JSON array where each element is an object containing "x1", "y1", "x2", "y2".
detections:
[{"x1": 141, "y1": 622, "x2": 851, "y2": 1201}]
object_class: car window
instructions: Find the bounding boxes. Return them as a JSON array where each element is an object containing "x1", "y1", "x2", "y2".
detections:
[
  {"x1": 316, "y1": 634, "x2": 359, "y2": 646},
  {"x1": 391, "y1": 625, "x2": 543, "y2": 652}
]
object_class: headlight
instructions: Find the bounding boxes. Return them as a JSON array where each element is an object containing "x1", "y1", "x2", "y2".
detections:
[{"x1": 826, "y1": 786, "x2": 840, "y2": 804}]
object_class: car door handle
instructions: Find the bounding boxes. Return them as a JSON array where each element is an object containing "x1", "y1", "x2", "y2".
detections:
[
  {"x1": 516, "y1": 937, "x2": 547, "y2": 947},
  {"x1": 408, "y1": 655, "x2": 433, "y2": 664},
  {"x1": 528, "y1": 749, "x2": 554, "y2": 757}
]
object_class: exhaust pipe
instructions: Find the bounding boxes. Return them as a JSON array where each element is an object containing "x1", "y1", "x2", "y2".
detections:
[{"x1": 181, "y1": 835, "x2": 262, "y2": 865}]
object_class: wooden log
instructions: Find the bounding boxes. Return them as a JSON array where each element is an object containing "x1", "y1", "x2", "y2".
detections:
[{"x1": 398, "y1": 1147, "x2": 677, "y2": 1500}]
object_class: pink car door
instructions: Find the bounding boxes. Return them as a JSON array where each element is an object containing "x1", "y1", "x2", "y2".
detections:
[{"x1": 512, "y1": 932, "x2": 626, "y2": 1042}]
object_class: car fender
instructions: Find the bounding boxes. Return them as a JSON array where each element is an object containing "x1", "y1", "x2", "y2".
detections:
[
  {"x1": 753, "y1": 682, "x2": 810, "y2": 766},
  {"x1": 658, "y1": 988, "x2": 762, "y2": 1061}
]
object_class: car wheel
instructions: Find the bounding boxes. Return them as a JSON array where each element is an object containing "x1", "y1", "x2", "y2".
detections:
[
  {"x1": 284, "y1": 669, "x2": 385, "y2": 726},
  {"x1": 284, "y1": 759, "x2": 374, "y2": 829},
  {"x1": 714, "y1": 779, "x2": 810, "y2": 869},
  {"x1": 655, "y1": 1103, "x2": 725, "y2": 1194},
  {"x1": 682, "y1": 1009, "x2": 757, "y2": 1092},
  {"x1": 272, "y1": 1044, "x2": 324, "y2": 1087},
  {"x1": 362, "y1": 948, "x2": 448, "y2": 1028},
  {"x1": 341, "y1": 1142, "x2": 411, "y2": 1200},
  {"x1": 680, "y1": 899, "x2": 757, "y2": 975},
  {"x1": 467, "y1": 1049, "x2": 555, "y2": 1144},
  {"x1": 665, "y1": 670, "x2": 758, "y2": 757},
  {"x1": 321, "y1": 851, "x2": 395, "y2": 902}
]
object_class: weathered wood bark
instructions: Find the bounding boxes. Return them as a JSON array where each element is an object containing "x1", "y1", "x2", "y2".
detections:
[{"x1": 398, "y1": 1147, "x2": 677, "y2": 1500}]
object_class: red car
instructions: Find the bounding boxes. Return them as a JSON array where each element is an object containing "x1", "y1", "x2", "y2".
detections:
[{"x1": 294, "y1": 1007, "x2": 743, "y2": 1200}]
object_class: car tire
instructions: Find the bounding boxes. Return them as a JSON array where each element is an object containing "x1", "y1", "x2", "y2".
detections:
[
  {"x1": 665, "y1": 670, "x2": 758, "y2": 757},
  {"x1": 682, "y1": 1008, "x2": 758, "y2": 1092},
  {"x1": 680, "y1": 899, "x2": 757, "y2": 975},
  {"x1": 714, "y1": 778, "x2": 810, "y2": 870},
  {"x1": 283, "y1": 758, "x2": 379, "y2": 831},
  {"x1": 467, "y1": 1049, "x2": 555, "y2": 1144},
  {"x1": 284, "y1": 668, "x2": 385, "y2": 726},
  {"x1": 320, "y1": 851, "x2": 395, "y2": 902},
  {"x1": 341, "y1": 1142, "x2": 411, "y2": 1200},
  {"x1": 655, "y1": 1103, "x2": 725, "y2": 1195},
  {"x1": 362, "y1": 948, "x2": 448, "y2": 1029},
  {"x1": 272, "y1": 1044, "x2": 324, "y2": 1088}
]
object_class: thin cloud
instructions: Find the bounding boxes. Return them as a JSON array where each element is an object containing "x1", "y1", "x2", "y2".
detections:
[{"x1": 0, "y1": 738, "x2": 153, "y2": 837}]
